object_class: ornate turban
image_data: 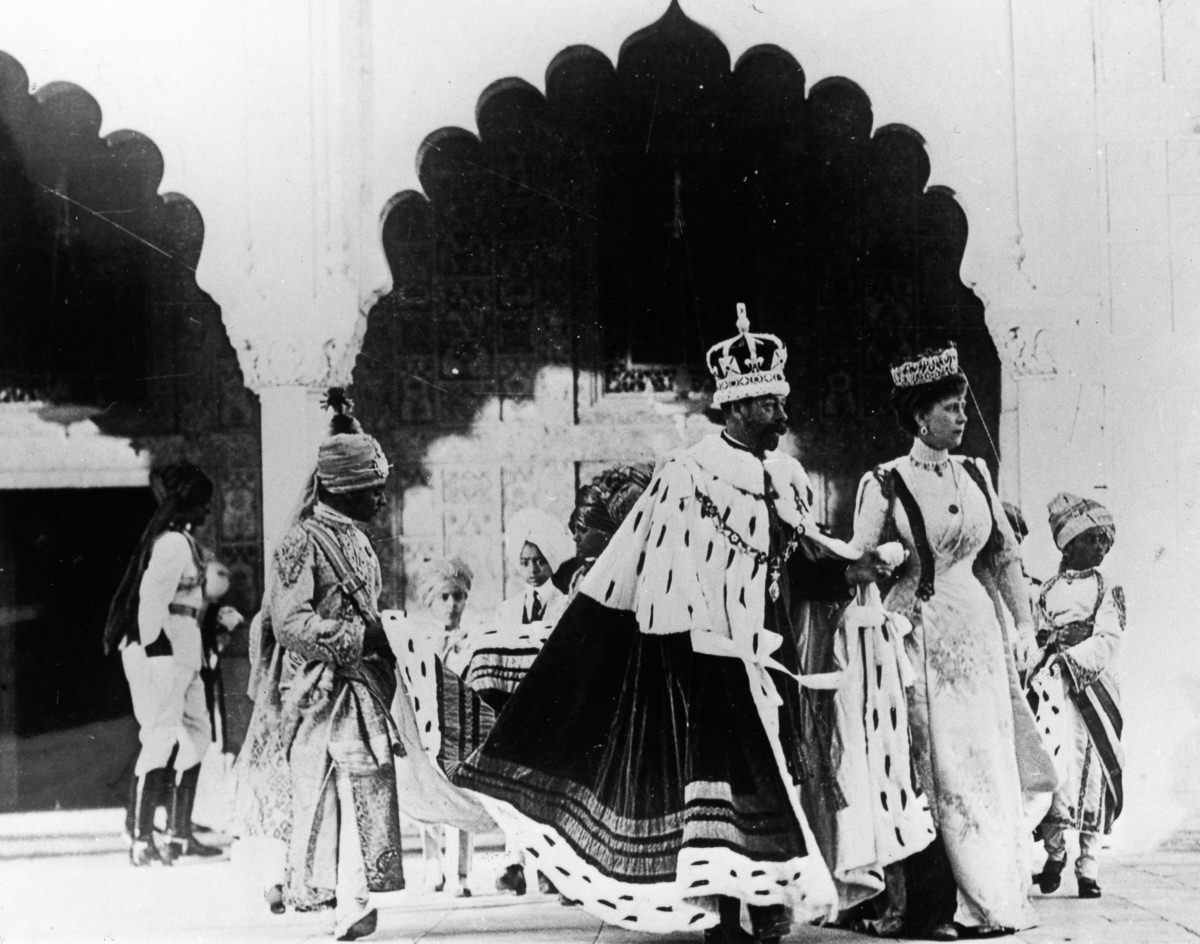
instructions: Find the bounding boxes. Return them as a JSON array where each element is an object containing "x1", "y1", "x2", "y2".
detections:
[
  {"x1": 316, "y1": 388, "x2": 390, "y2": 493},
  {"x1": 571, "y1": 461, "x2": 656, "y2": 559},
  {"x1": 1047, "y1": 491, "x2": 1115, "y2": 551}
]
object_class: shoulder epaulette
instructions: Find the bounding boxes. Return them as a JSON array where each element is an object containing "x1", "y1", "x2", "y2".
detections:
[{"x1": 274, "y1": 526, "x2": 312, "y2": 589}]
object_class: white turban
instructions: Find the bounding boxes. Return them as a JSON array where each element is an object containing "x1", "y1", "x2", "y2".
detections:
[
  {"x1": 506, "y1": 508, "x2": 575, "y2": 573},
  {"x1": 416, "y1": 557, "x2": 474, "y2": 608}
]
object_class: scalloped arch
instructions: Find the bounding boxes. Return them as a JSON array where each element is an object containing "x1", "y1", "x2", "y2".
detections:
[
  {"x1": 0, "y1": 49, "x2": 252, "y2": 439},
  {"x1": 618, "y1": 0, "x2": 727, "y2": 68},
  {"x1": 365, "y1": 0, "x2": 1000, "y2": 533}
]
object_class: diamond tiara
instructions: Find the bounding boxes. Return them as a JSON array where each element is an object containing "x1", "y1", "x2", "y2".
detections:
[{"x1": 889, "y1": 345, "x2": 960, "y2": 388}]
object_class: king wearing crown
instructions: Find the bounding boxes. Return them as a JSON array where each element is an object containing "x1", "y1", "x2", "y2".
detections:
[{"x1": 456, "y1": 305, "x2": 897, "y2": 944}]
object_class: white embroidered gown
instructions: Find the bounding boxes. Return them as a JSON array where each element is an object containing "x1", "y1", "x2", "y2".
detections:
[{"x1": 853, "y1": 440, "x2": 1038, "y2": 931}]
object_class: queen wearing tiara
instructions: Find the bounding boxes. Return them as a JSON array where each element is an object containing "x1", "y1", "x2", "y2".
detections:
[{"x1": 850, "y1": 345, "x2": 1054, "y2": 940}]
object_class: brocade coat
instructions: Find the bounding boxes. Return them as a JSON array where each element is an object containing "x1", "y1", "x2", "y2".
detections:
[{"x1": 268, "y1": 503, "x2": 405, "y2": 908}]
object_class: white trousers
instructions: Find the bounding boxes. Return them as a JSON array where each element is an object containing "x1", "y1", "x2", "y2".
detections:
[
  {"x1": 421, "y1": 824, "x2": 473, "y2": 890},
  {"x1": 1043, "y1": 826, "x2": 1101, "y2": 881},
  {"x1": 234, "y1": 836, "x2": 288, "y2": 895},
  {"x1": 122, "y1": 644, "x2": 211, "y2": 776},
  {"x1": 335, "y1": 771, "x2": 369, "y2": 922}
]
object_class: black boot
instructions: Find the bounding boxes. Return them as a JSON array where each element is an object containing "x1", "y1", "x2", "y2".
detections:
[
  {"x1": 129, "y1": 769, "x2": 167, "y2": 867},
  {"x1": 164, "y1": 764, "x2": 223, "y2": 861}
]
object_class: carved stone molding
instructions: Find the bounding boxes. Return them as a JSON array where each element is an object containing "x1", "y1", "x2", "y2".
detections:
[
  {"x1": 996, "y1": 324, "x2": 1058, "y2": 377},
  {"x1": 236, "y1": 331, "x2": 356, "y2": 392}
]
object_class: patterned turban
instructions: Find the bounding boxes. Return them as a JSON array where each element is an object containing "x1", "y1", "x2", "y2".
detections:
[
  {"x1": 1047, "y1": 492, "x2": 1115, "y2": 551},
  {"x1": 506, "y1": 508, "x2": 575, "y2": 573},
  {"x1": 417, "y1": 557, "x2": 474, "y2": 608},
  {"x1": 571, "y1": 461, "x2": 655, "y2": 559},
  {"x1": 316, "y1": 388, "x2": 389, "y2": 493},
  {"x1": 317, "y1": 433, "x2": 389, "y2": 493}
]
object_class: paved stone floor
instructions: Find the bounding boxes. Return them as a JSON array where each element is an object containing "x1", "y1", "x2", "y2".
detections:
[{"x1": 1, "y1": 811, "x2": 1199, "y2": 943}]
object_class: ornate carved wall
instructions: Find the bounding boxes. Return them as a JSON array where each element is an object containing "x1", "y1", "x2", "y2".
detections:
[{"x1": 357, "y1": 3, "x2": 1000, "y2": 613}]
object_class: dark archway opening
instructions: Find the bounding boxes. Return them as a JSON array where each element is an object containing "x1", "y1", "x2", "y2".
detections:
[
  {"x1": 0, "y1": 52, "x2": 263, "y2": 809},
  {"x1": 0, "y1": 488, "x2": 152, "y2": 810},
  {"x1": 360, "y1": 0, "x2": 999, "y2": 599}
]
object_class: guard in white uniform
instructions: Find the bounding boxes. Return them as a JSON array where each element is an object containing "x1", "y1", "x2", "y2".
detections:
[{"x1": 105, "y1": 464, "x2": 224, "y2": 866}]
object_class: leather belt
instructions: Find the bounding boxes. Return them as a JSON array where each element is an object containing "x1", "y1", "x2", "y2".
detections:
[
  {"x1": 1049, "y1": 619, "x2": 1093, "y2": 649},
  {"x1": 168, "y1": 603, "x2": 200, "y2": 619}
]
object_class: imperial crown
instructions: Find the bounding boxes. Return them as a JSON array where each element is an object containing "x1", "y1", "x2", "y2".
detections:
[
  {"x1": 706, "y1": 303, "x2": 790, "y2": 406},
  {"x1": 889, "y1": 345, "x2": 960, "y2": 388}
]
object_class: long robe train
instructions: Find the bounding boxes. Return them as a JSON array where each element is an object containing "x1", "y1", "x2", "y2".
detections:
[
  {"x1": 456, "y1": 593, "x2": 835, "y2": 933},
  {"x1": 383, "y1": 612, "x2": 496, "y2": 834}
]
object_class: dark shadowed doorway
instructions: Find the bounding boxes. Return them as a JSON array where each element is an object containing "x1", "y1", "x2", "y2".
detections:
[
  {"x1": 0, "y1": 487, "x2": 153, "y2": 810},
  {"x1": 360, "y1": 0, "x2": 1001, "y2": 601}
]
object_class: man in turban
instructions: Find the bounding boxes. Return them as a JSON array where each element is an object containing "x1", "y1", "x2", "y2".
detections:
[
  {"x1": 459, "y1": 507, "x2": 575, "y2": 895},
  {"x1": 260, "y1": 391, "x2": 403, "y2": 940},
  {"x1": 464, "y1": 507, "x2": 576, "y2": 716},
  {"x1": 455, "y1": 306, "x2": 894, "y2": 943},
  {"x1": 1028, "y1": 492, "x2": 1123, "y2": 900}
]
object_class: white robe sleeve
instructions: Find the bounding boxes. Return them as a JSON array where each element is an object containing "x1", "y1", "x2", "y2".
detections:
[{"x1": 851, "y1": 470, "x2": 890, "y2": 552}]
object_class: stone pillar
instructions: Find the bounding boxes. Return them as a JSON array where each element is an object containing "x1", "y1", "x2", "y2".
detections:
[
  {"x1": 255, "y1": 382, "x2": 327, "y2": 562},
  {"x1": 186, "y1": 0, "x2": 393, "y2": 561}
]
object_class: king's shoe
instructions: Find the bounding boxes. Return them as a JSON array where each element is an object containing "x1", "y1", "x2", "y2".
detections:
[{"x1": 702, "y1": 924, "x2": 755, "y2": 944}]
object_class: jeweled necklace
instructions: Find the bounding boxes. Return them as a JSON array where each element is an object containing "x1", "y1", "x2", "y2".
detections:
[
  {"x1": 909, "y1": 455, "x2": 950, "y2": 474},
  {"x1": 694, "y1": 488, "x2": 801, "y2": 602},
  {"x1": 908, "y1": 438, "x2": 953, "y2": 476}
]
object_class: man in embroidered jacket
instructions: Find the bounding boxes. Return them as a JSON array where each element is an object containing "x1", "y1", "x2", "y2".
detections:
[
  {"x1": 267, "y1": 400, "x2": 403, "y2": 941},
  {"x1": 455, "y1": 308, "x2": 894, "y2": 944}
]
